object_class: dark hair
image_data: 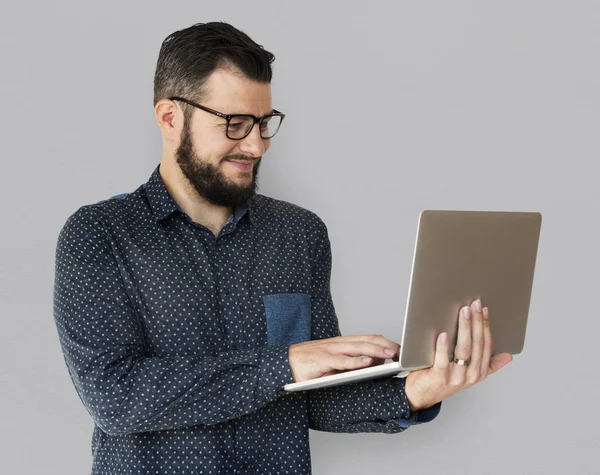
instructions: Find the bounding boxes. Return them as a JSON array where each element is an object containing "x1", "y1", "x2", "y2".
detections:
[{"x1": 153, "y1": 22, "x2": 275, "y2": 118}]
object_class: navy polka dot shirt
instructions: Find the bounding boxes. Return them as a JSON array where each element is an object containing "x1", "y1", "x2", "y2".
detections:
[{"x1": 53, "y1": 165, "x2": 440, "y2": 474}]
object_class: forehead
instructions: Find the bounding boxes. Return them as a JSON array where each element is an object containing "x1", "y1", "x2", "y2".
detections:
[{"x1": 202, "y1": 68, "x2": 272, "y2": 115}]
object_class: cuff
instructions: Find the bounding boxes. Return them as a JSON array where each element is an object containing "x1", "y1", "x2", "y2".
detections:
[
  {"x1": 256, "y1": 345, "x2": 295, "y2": 402},
  {"x1": 392, "y1": 401, "x2": 442, "y2": 429}
]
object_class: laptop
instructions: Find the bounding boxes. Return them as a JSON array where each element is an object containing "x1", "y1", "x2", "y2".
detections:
[{"x1": 284, "y1": 210, "x2": 542, "y2": 392}]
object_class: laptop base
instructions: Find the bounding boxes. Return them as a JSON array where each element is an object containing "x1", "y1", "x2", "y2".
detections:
[{"x1": 283, "y1": 361, "x2": 417, "y2": 392}]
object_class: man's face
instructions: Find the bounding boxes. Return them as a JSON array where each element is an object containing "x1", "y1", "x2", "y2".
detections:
[{"x1": 175, "y1": 68, "x2": 273, "y2": 207}]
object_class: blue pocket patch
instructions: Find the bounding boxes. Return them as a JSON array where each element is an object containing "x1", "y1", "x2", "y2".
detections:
[{"x1": 263, "y1": 293, "x2": 311, "y2": 346}]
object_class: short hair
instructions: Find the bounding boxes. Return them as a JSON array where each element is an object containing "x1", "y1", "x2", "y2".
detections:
[{"x1": 153, "y1": 21, "x2": 275, "y2": 119}]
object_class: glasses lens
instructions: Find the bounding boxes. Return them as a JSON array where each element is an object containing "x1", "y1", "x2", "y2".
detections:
[
  {"x1": 227, "y1": 116, "x2": 255, "y2": 139},
  {"x1": 260, "y1": 115, "x2": 283, "y2": 139},
  {"x1": 226, "y1": 115, "x2": 283, "y2": 139}
]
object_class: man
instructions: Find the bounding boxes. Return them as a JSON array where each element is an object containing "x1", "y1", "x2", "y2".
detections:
[{"x1": 53, "y1": 22, "x2": 512, "y2": 474}]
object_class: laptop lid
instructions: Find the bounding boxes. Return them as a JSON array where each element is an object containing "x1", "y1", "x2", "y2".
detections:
[{"x1": 398, "y1": 210, "x2": 542, "y2": 369}]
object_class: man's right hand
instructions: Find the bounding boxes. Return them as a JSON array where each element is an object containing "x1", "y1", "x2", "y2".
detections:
[{"x1": 288, "y1": 335, "x2": 400, "y2": 382}]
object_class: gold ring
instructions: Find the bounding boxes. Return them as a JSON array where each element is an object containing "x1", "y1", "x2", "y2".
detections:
[{"x1": 453, "y1": 357, "x2": 471, "y2": 366}]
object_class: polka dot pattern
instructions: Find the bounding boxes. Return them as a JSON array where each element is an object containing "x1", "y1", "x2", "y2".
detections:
[{"x1": 53, "y1": 165, "x2": 440, "y2": 474}]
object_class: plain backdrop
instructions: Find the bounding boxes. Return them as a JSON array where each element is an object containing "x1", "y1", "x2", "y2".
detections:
[{"x1": 1, "y1": 1, "x2": 599, "y2": 473}]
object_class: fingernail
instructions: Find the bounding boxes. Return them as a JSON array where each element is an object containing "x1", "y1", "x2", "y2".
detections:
[
  {"x1": 473, "y1": 299, "x2": 482, "y2": 313},
  {"x1": 483, "y1": 307, "x2": 489, "y2": 319},
  {"x1": 362, "y1": 357, "x2": 372, "y2": 363},
  {"x1": 463, "y1": 306, "x2": 471, "y2": 319},
  {"x1": 384, "y1": 348, "x2": 396, "y2": 357},
  {"x1": 440, "y1": 332, "x2": 448, "y2": 343}
]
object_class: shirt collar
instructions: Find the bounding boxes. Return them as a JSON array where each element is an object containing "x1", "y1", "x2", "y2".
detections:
[{"x1": 144, "y1": 164, "x2": 260, "y2": 227}]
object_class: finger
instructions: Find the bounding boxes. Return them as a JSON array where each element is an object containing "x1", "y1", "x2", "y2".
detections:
[
  {"x1": 335, "y1": 334, "x2": 400, "y2": 354},
  {"x1": 480, "y1": 307, "x2": 493, "y2": 380},
  {"x1": 453, "y1": 305, "x2": 472, "y2": 362},
  {"x1": 369, "y1": 357, "x2": 387, "y2": 367},
  {"x1": 329, "y1": 355, "x2": 375, "y2": 372},
  {"x1": 449, "y1": 305, "x2": 471, "y2": 386},
  {"x1": 466, "y1": 299, "x2": 484, "y2": 384},
  {"x1": 330, "y1": 341, "x2": 397, "y2": 360},
  {"x1": 432, "y1": 332, "x2": 450, "y2": 372},
  {"x1": 488, "y1": 353, "x2": 513, "y2": 375}
]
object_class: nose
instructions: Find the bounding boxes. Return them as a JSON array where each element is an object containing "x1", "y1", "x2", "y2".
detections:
[{"x1": 238, "y1": 123, "x2": 268, "y2": 157}]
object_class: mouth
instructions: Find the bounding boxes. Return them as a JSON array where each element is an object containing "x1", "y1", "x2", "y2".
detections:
[{"x1": 226, "y1": 159, "x2": 254, "y2": 171}]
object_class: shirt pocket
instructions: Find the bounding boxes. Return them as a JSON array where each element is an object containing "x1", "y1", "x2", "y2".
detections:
[{"x1": 263, "y1": 293, "x2": 311, "y2": 346}]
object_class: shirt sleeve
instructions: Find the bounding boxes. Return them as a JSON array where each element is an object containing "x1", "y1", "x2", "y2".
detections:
[
  {"x1": 305, "y1": 215, "x2": 441, "y2": 433},
  {"x1": 53, "y1": 206, "x2": 294, "y2": 436}
]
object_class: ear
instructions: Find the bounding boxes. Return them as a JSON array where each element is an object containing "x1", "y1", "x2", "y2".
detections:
[{"x1": 155, "y1": 98, "x2": 183, "y2": 144}]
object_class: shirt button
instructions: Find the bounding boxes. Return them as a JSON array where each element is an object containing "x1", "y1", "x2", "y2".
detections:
[
  {"x1": 222, "y1": 288, "x2": 230, "y2": 296},
  {"x1": 393, "y1": 396, "x2": 402, "y2": 405},
  {"x1": 240, "y1": 463, "x2": 248, "y2": 470},
  {"x1": 233, "y1": 411, "x2": 241, "y2": 418}
]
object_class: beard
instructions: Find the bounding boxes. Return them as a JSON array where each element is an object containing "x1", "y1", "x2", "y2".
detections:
[{"x1": 175, "y1": 118, "x2": 261, "y2": 208}]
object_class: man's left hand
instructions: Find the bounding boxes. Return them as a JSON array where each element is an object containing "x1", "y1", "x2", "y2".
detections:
[{"x1": 404, "y1": 299, "x2": 513, "y2": 412}]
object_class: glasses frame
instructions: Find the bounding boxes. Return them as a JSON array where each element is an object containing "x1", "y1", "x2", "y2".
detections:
[{"x1": 169, "y1": 96, "x2": 285, "y2": 140}]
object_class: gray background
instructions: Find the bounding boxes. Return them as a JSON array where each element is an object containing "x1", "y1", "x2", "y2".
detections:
[{"x1": 1, "y1": 0, "x2": 598, "y2": 473}]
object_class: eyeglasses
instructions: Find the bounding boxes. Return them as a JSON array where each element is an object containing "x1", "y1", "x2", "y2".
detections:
[{"x1": 169, "y1": 96, "x2": 285, "y2": 140}]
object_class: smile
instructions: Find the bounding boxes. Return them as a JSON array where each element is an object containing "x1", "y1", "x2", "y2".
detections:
[{"x1": 226, "y1": 160, "x2": 253, "y2": 171}]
